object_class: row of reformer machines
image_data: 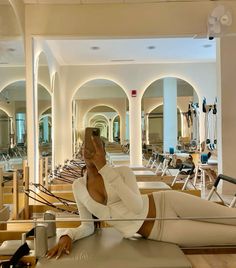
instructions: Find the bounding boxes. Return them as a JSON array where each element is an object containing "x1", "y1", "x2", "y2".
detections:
[{"x1": 0, "y1": 143, "x2": 236, "y2": 268}]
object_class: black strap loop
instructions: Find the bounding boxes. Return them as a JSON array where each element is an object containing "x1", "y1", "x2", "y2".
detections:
[{"x1": 0, "y1": 243, "x2": 30, "y2": 268}]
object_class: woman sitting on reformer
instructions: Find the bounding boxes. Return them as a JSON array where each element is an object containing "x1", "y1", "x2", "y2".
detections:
[{"x1": 47, "y1": 128, "x2": 236, "y2": 259}]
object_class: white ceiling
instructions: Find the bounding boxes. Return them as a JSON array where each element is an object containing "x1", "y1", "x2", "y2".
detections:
[
  {"x1": 0, "y1": 40, "x2": 25, "y2": 66},
  {"x1": 0, "y1": 37, "x2": 216, "y2": 66},
  {"x1": 46, "y1": 37, "x2": 216, "y2": 65},
  {"x1": 0, "y1": 0, "x2": 216, "y2": 66}
]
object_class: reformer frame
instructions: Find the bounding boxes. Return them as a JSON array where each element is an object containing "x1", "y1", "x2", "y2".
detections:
[
  {"x1": 171, "y1": 162, "x2": 195, "y2": 190},
  {"x1": 207, "y1": 174, "x2": 236, "y2": 207}
]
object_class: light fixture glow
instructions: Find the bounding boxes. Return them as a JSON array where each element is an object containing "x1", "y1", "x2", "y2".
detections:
[
  {"x1": 203, "y1": 44, "x2": 212, "y2": 48},
  {"x1": 147, "y1": 45, "x2": 156, "y2": 50},
  {"x1": 90, "y1": 46, "x2": 100, "y2": 50}
]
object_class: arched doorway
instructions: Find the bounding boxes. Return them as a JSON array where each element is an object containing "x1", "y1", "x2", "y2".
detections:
[{"x1": 142, "y1": 77, "x2": 199, "y2": 153}]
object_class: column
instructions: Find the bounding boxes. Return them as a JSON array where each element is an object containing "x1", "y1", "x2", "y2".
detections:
[
  {"x1": 25, "y1": 36, "x2": 38, "y2": 182},
  {"x1": 144, "y1": 113, "x2": 149, "y2": 145},
  {"x1": 163, "y1": 77, "x2": 177, "y2": 153},
  {"x1": 129, "y1": 96, "x2": 142, "y2": 166},
  {"x1": 43, "y1": 117, "x2": 49, "y2": 142},
  {"x1": 218, "y1": 36, "x2": 236, "y2": 194},
  {"x1": 60, "y1": 84, "x2": 73, "y2": 162},
  {"x1": 53, "y1": 76, "x2": 63, "y2": 165},
  {"x1": 120, "y1": 102, "x2": 126, "y2": 144},
  {"x1": 108, "y1": 119, "x2": 113, "y2": 142},
  {"x1": 126, "y1": 111, "x2": 129, "y2": 141}
]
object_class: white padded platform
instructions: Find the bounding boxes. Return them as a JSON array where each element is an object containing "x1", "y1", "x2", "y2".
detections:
[
  {"x1": 137, "y1": 181, "x2": 171, "y2": 190},
  {"x1": 134, "y1": 170, "x2": 156, "y2": 176},
  {"x1": 36, "y1": 228, "x2": 192, "y2": 268}
]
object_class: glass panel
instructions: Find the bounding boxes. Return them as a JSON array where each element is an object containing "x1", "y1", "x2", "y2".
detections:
[{"x1": 0, "y1": 2, "x2": 26, "y2": 170}]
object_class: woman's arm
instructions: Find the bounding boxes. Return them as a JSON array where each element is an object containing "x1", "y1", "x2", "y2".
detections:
[
  {"x1": 99, "y1": 164, "x2": 143, "y2": 214},
  {"x1": 60, "y1": 202, "x2": 95, "y2": 241},
  {"x1": 61, "y1": 180, "x2": 95, "y2": 241},
  {"x1": 87, "y1": 136, "x2": 143, "y2": 214},
  {"x1": 47, "y1": 181, "x2": 94, "y2": 259}
]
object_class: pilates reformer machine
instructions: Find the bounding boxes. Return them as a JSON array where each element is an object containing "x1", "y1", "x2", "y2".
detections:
[
  {"x1": 171, "y1": 162, "x2": 196, "y2": 191},
  {"x1": 145, "y1": 151, "x2": 193, "y2": 174},
  {"x1": 1, "y1": 152, "x2": 202, "y2": 223},
  {"x1": 1, "y1": 210, "x2": 236, "y2": 268},
  {"x1": 0, "y1": 223, "x2": 193, "y2": 268},
  {"x1": 1, "y1": 154, "x2": 200, "y2": 226},
  {"x1": 2, "y1": 156, "x2": 236, "y2": 268},
  {"x1": 207, "y1": 174, "x2": 236, "y2": 207}
]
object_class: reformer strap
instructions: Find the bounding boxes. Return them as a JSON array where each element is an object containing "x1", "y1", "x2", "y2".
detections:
[
  {"x1": 32, "y1": 183, "x2": 75, "y2": 204},
  {"x1": 24, "y1": 190, "x2": 79, "y2": 215},
  {"x1": 0, "y1": 228, "x2": 35, "y2": 268}
]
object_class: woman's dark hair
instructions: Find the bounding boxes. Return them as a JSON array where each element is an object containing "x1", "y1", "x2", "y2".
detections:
[{"x1": 92, "y1": 214, "x2": 101, "y2": 229}]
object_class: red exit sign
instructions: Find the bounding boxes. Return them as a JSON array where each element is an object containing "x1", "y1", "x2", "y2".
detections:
[{"x1": 131, "y1": 90, "x2": 137, "y2": 97}]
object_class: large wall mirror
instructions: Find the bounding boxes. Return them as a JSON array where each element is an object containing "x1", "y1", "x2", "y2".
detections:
[
  {"x1": 142, "y1": 77, "x2": 199, "y2": 153},
  {"x1": 72, "y1": 79, "x2": 129, "y2": 156},
  {"x1": 0, "y1": 1, "x2": 26, "y2": 170},
  {"x1": 85, "y1": 105, "x2": 120, "y2": 142}
]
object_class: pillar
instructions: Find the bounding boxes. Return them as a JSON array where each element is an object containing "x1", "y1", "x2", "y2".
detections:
[
  {"x1": 163, "y1": 77, "x2": 177, "y2": 153},
  {"x1": 129, "y1": 96, "x2": 142, "y2": 166},
  {"x1": 25, "y1": 36, "x2": 38, "y2": 182},
  {"x1": 218, "y1": 36, "x2": 236, "y2": 194}
]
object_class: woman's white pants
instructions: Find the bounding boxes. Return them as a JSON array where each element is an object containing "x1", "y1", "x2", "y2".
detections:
[{"x1": 148, "y1": 191, "x2": 236, "y2": 246}]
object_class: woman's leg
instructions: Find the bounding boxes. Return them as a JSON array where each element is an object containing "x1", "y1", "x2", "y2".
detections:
[
  {"x1": 150, "y1": 191, "x2": 236, "y2": 246},
  {"x1": 163, "y1": 190, "x2": 236, "y2": 225},
  {"x1": 161, "y1": 219, "x2": 236, "y2": 246}
]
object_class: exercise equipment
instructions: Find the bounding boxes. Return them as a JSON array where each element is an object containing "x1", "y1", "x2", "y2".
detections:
[{"x1": 207, "y1": 174, "x2": 236, "y2": 207}]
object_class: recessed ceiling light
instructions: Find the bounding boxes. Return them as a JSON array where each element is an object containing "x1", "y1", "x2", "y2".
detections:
[
  {"x1": 0, "y1": 62, "x2": 8, "y2": 64},
  {"x1": 147, "y1": 46, "x2": 156, "y2": 50},
  {"x1": 7, "y1": 48, "x2": 16, "y2": 52},
  {"x1": 203, "y1": 44, "x2": 212, "y2": 48},
  {"x1": 90, "y1": 46, "x2": 100, "y2": 50}
]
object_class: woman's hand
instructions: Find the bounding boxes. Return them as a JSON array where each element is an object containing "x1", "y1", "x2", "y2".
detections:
[
  {"x1": 46, "y1": 235, "x2": 72, "y2": 259},
  {"x1": 84, "y1": 136, "x2": 106, "y2": 171}
]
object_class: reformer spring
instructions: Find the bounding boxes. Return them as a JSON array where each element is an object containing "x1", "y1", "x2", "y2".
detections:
[
  {"x1": 24, "y1": 189, "x2": 79, "y2": 215},
  {"x1": 31, "y1": 183, "x2": 75, "y2": 204}
]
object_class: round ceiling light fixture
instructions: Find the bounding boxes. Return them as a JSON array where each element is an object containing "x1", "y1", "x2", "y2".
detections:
[
  {"x1": 90, "y1": 46, "x2": 100, "y2": 50},
  {"x1": 203, "y1": 44, "x2": 212, "y2": 48},
  {"x1": 147, "y1": 45, "x2": 156, "y2": 50}
]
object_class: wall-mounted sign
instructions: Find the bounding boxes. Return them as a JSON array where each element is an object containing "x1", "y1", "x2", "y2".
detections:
[{"x1": 131, "y1": 90, "x2": 137, "y2": 97}]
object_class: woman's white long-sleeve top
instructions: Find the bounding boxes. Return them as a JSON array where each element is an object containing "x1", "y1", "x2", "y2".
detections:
[{"x1": 62, "y1": 164, "x2": 149, "y2": 242}]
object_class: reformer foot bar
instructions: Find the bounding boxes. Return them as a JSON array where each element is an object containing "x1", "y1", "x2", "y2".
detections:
[
  {"x1": 207, "y1": 174, "x2": 236, "y2": 207},
  {"x1": 171, "y1": 162, "x2": 195, "y2": 190}
]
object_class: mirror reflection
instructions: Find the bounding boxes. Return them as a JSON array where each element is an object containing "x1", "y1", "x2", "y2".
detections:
[
  {"x1": 142, "y1": 77, "x2": 199, "y2": 153},
  {"x1": 72, "y1": 79, "x2": 129, "y2": 156},
  {"x1": 85, "y1": 105, "x2": 120, "y2": 142}
]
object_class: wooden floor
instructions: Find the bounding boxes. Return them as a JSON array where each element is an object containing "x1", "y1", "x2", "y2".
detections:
[{"x1": 187, "y1": 254, "x2": 236, "y2": 268}]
